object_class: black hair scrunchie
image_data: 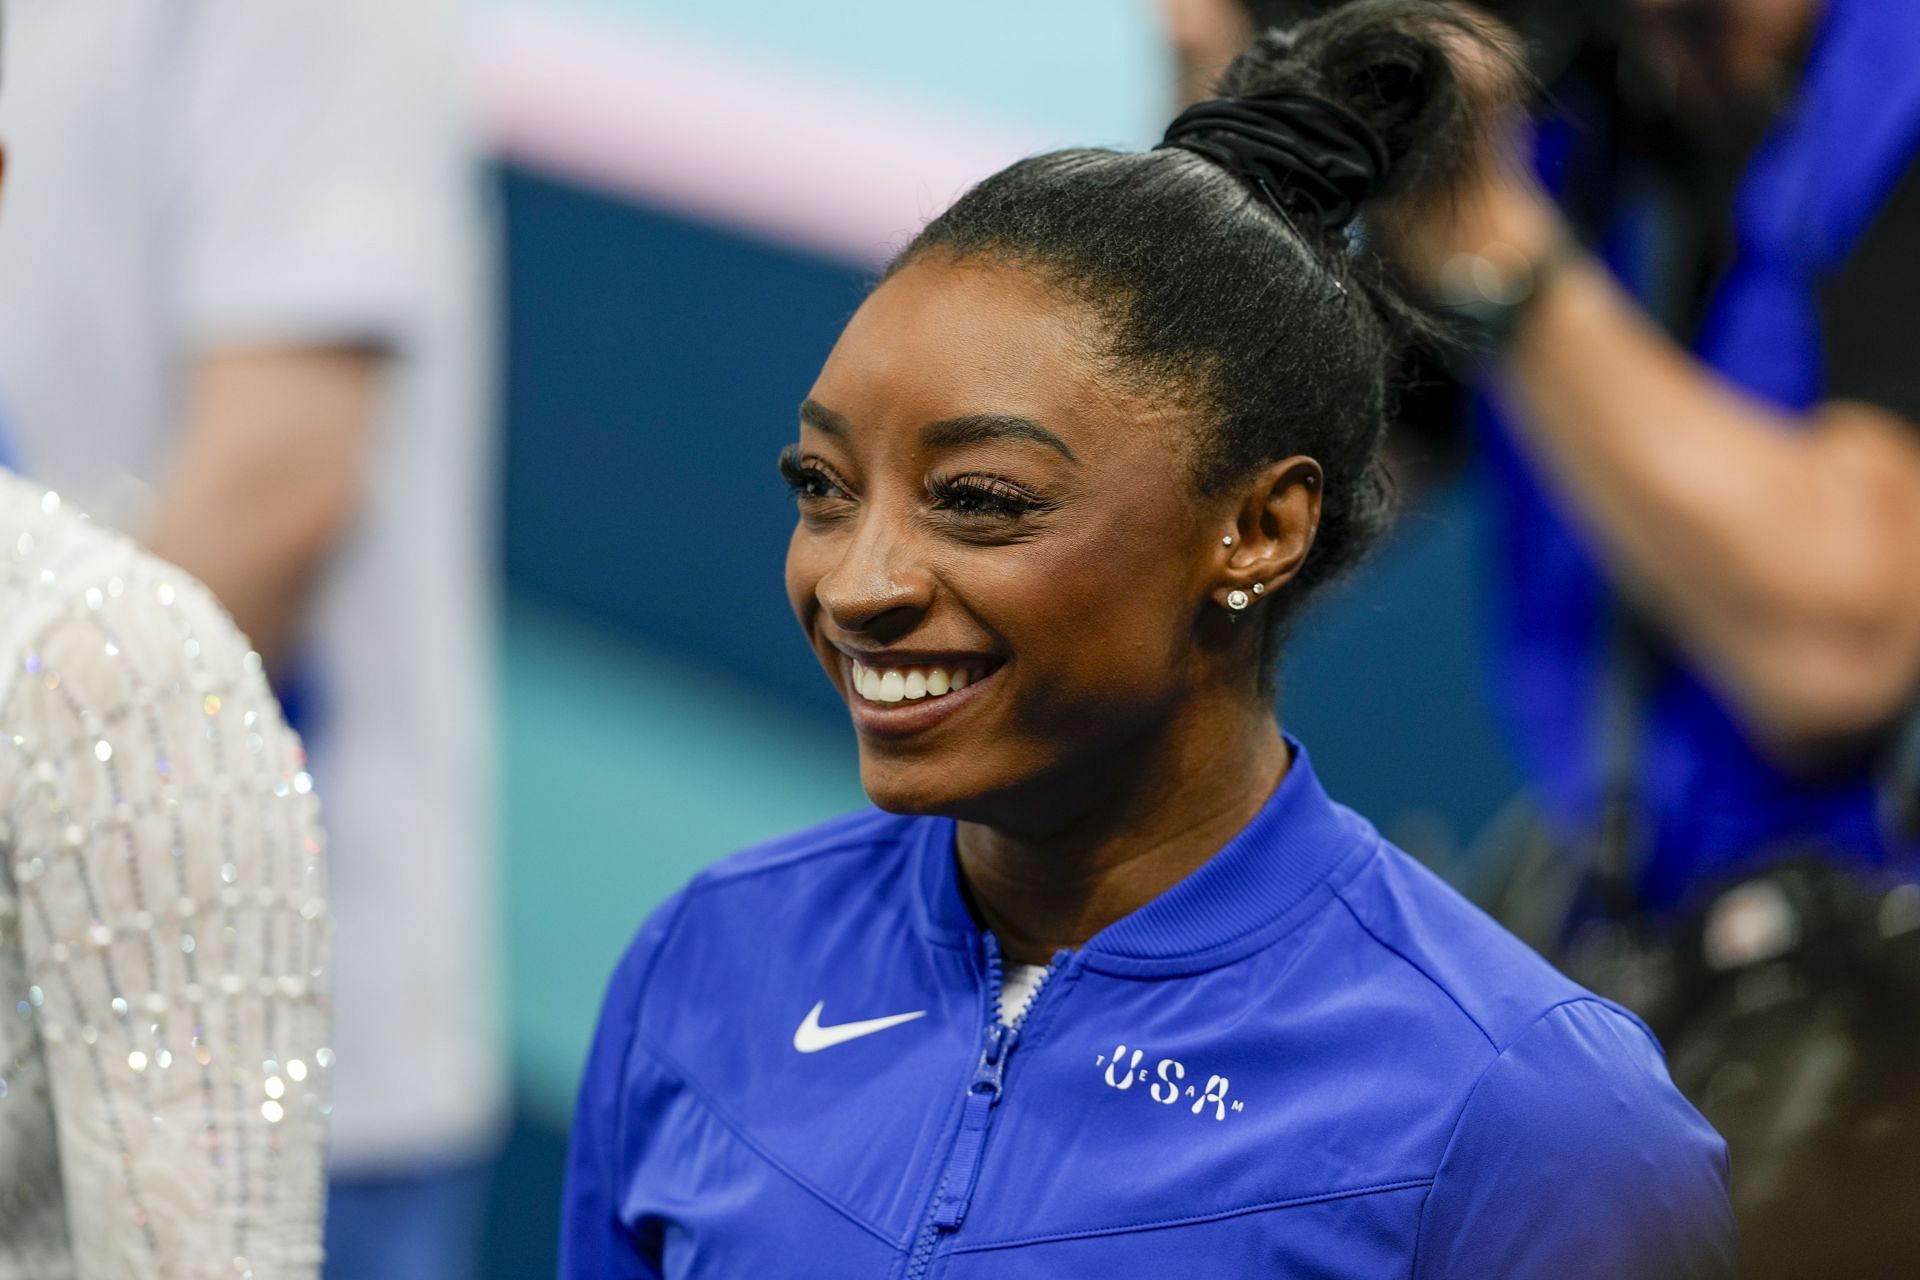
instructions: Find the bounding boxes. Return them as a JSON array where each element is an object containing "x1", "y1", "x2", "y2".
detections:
[{"x1": 1157, "y1": 92, "x2": 1389, "y2": 231}]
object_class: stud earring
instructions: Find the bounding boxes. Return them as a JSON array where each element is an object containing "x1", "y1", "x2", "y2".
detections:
[
  {"x1": 1222, "y1": 536, "x2": 1235, "y2": 547},
  {"x1": 1226, "y1": 589, "x2": 1251, "y2": 612},
  {"x1": 1252, "y1": 583, "x2": 1265, "y2": 596}
]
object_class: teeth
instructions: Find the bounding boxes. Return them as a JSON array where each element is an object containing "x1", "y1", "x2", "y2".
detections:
[{"x1": 848, "y1": 660, "x2": 983, "y2": 705}]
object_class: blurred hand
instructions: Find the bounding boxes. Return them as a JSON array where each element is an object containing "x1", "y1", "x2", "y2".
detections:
[
  {"x1": 1370, "y1": 3, "x2": 1564, "y2": 293},
  {"x1": 1161, "y1": 0, "x2": 1257, "y2": 108}
]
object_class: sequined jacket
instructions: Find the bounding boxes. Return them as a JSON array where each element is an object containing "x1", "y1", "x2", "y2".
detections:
[{"x1": 0, "y1": 469, "x2": 330, "y2": 1278}]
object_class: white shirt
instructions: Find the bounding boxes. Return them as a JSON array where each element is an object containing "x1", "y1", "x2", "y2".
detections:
[
  {"x1": 0, "y1": 0, "x2": 503, "y2": 1168},
  {"x1": 0, "y1": 469, "x2": 328, "y2": 1278},
  {"x1": 999, "y1": 963, "x2": 1048, "y2": 1027}
]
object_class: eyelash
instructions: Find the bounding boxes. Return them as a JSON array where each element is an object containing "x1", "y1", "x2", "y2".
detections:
[
  {"x1": 778, "y1": 449, "x2": 1053, "y2": 523},
  {"x1": 927, "y1": 473, "x2": 1053, "y2": 521},
  {"x1": 779, "y1": 447, "x2": 845, "y2": 503}
]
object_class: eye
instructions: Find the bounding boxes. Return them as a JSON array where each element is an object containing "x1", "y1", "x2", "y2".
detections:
[
  {"x1": 779, "y1": 446, "x2": 849, "y2": 505},
  {"x1": 928, "y1": 473, "x2": 1055, "y2": 521}
]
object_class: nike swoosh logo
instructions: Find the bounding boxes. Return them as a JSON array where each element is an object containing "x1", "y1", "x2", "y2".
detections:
[{"x1": 792, "y1": 1001, "x2": 927, "y2": 1053}]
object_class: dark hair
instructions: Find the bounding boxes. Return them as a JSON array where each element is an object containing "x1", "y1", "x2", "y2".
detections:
[{"x1": 889, "y1": 0, "x2": 1510, "y2": 659}]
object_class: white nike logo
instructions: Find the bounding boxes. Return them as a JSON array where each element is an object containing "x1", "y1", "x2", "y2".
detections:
[{"x1": 791, "y1": 1001, "x2": 927, "y2": 1053}]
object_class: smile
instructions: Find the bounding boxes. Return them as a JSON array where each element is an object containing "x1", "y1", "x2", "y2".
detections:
[
  {"x1": 846, "y1": 659, "x2": 992, "y2": 704},
  {"x1": 836, "y1": 652, "x2": 1004, "y2": 739}
]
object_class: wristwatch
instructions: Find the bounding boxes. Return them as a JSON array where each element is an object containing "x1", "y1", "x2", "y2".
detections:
[{"x1": 1433, "y1": 233, "x2": 1588, "y2": 362}]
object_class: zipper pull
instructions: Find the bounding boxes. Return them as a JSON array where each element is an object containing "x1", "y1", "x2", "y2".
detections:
[
  {"x1": 932, "y1": 1020, "x2": 1018, "y2": 1230},
  {"x1": 972, "y1": 1022, "x2": 1011, "y2": 1095}
]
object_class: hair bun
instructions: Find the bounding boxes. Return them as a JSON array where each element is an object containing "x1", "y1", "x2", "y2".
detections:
[{"x1": 1218, "y1": 0, "x2": 1516, "y2": 215}]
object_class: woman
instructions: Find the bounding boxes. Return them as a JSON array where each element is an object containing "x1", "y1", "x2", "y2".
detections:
[
  {"x1": 0, "y1": 466, "x2": 331, "y2": 1276},
  {"x1": 561, "y1": 3, "x2": 1734, "y2": 1276}
]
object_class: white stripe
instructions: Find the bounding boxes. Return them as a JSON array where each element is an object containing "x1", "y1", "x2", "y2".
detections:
[{"x1": 471, "y1": 8, "x2": 1045, "y2": 267}]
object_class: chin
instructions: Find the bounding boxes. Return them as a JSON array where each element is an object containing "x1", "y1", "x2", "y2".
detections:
[
  {"x1": 857, "y1": 755, "x2": 973, "y2": 817},
  {"x1": 855, "y1": 750, "x2": 1026, "y2": 824},
  {"x1": 858, "y1": 744, "x2": 1093, "y2": 838}
]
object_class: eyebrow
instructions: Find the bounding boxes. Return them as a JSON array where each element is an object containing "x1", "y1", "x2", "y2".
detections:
[
  {"x1": 801, "y1": 399, "x2": 1079, "y2": 463},
  {"x1": 799, "y1": 398, "x2": 852, "y2": 439},
  {"x1": 919, "y1": 414, "x2": 1078, "y2": 463}
]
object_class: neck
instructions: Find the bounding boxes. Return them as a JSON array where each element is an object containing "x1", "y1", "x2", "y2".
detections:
[{"x1": 954, "y1": 688, "x2": 1290, "y2": 964}]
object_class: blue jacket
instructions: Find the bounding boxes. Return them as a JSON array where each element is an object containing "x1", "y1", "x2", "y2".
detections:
[
  {"x1": 1479, "y1": 0, "x2": 1920, "y2": 907},
  {"x1": 562, "y1": 746, "x2": 1733, "y2": 1277}
]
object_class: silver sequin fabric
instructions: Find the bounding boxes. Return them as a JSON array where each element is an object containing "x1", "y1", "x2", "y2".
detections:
[{"x1": 0, "y1": 470, "x2": 329, "y2": 1278}]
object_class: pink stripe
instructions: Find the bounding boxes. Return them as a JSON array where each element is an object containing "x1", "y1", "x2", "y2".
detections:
[{"x1": 472, "y1": 11, "x2": 1046, "y2": 267}]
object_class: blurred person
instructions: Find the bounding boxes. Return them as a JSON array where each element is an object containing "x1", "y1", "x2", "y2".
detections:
[
  {"x1": 2, "y1": 485, "x2": 330, "y2": 1267},
  {"x1": 0, "y1": 3, "x2": 503, "y2": 1277},
  {"x1": 561, "y1": 5, "x2": 1733, "y2": 1278},
  {"x1": 1322, "y1": 0, "x2": 1920, "y2": 1273}
]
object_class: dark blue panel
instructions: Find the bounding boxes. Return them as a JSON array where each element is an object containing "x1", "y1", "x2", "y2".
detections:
[
  {"x1": 481, "y1": 1102, "x2": 568, "y2": 1280},
  {"x1": 501, "y1": 166, "x2": 869, "y2": 717}
]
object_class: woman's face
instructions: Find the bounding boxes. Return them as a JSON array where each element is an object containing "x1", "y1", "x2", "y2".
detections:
[{"x1": 784, "y1": 254, "x2": 1246, "y2": 827}]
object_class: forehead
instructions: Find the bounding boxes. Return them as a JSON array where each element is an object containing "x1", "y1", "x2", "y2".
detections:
[{"x1": 808, "y1": 254, "x2": 1188, "y2": 454}]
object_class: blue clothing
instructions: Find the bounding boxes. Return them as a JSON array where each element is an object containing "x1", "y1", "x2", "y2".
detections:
[
  {"x1": 561, "y1": 746, "x2": 1731, "y2": 1278},
  {"x1": 1480, "y1": 0, "x2": 1920, "y2": 909}
]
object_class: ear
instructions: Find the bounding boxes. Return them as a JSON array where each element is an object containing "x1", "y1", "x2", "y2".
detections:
[{"x1": 1210, "y1": 455, "x2": 1322, "y2": 613}]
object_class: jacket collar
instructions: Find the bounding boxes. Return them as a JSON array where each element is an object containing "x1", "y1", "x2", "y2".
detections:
[{"x1": 911, "y1": 738, "x2": 1375, "y2": 973}]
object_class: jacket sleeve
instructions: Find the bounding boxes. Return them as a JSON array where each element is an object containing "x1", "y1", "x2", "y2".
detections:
[
  {"x1": 558, "y1": 894, "x2": 690, "y2": 1279},
  {"x1": 5, "y1": 563, "x2": 330, "y2": 1277},
  {"x1": 1412, "y1": 1000, "x2": 1736, "y2": 1280}
]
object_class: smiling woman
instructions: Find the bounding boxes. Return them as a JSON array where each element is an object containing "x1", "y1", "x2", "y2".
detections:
[{"x1": 560, "y1": 3, "x2": 1734, "y2": 1278}]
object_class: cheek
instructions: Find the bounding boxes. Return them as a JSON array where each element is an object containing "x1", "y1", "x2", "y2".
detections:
[{"x1": 966, "y1": 520, "x2": 1197, "y2": 707}]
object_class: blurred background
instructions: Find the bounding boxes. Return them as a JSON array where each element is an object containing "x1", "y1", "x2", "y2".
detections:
[
  {"x1": 0, "y1": 0, "x2": 1521, "y2": 1272},
  {"x1": 9, "y1": 0, "x2": 1920, "y2": 1274},
  {"x1": 478, "y1": 0, "x2": 1513, "y2": 1268}
]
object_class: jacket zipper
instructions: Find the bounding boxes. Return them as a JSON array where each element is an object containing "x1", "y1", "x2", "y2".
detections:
[{"x1": 902, "y1": 934, "x2": 1060, "y2": 1280}]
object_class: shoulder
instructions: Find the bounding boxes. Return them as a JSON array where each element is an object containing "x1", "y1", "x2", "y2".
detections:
[
  {"x1": 1321, "y1": 844, "x2": 1733, "y2": 1276},
  {"x1": 1330, "y1": 839, "x2": 1610, "y2": 1052},
  {"x1": 0, "y1": 472, "x2": 314, "y2": 832},
  {"x1": 0, "y1": 474, "x2": 266, "y2": 730},
  {"x1": 1412, "y1": 1000, "x2": 1733, "y2": 1279}
]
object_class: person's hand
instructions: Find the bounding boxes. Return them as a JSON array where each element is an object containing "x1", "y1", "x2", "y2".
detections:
[
  {"x1": 1160, "y1": 0, "x2": 1257, "y2": 108},
  {"x1": 1371, "y1": 3, "x2": 1567, "y2": 297}
]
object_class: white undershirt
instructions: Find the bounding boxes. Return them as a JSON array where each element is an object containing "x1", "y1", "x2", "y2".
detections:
[{"x1": 999, "y1": 963, "x2": 1049, "y2": 1026}]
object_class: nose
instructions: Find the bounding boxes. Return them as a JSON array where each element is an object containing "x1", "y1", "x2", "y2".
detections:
[{"x1": 815, "y1": 510, "x2": 932, "y2": 642}]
